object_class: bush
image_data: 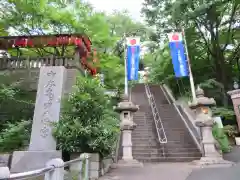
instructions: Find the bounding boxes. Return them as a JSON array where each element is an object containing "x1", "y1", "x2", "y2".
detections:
[
  {"x1": 0, "y1": 81, "x2": 34, "y2": 153},
  {"x1": 223, "y1": 125, "x2": 238, "y2": 138},
  {"x1": 53, "y1": 76, "x2": 119, "y2": 157},
  {"x1": 0, "y1": 120, "x2": 31, "y2": 152},
  {"x1": 212, "y1": 107, "x2": 236, "y2": 126},
  {"x1": 212, "y1": 123, "x2": 231, "y2": 153}
]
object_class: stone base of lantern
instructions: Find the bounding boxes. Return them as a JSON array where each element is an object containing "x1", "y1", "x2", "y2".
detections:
[
  {"x1": 115, "y1": 159, "x2": 143, "y2": 168},
  {"x1": 192, "y1": 157, "x2": 234, "y2": 168}
]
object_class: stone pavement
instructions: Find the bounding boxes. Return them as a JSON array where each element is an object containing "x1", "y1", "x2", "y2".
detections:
[
  {"x1": 99, "y1": 163, "x2": 195, "y2": 180},
  {"x1": 99, "y1": 146, "x2": 240, "y2": 180},
  {"x1": 187, "y1": 163, "x2": 240, "y2": 180},
  {"x1": 187, "y1": 146, "x2": 240, "y2": 180}
]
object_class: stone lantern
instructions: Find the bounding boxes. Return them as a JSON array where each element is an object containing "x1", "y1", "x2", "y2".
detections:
[
  {"x1": 227, "y1": 85, "x2": 240, "y2": 132},
  {"x1": 189, "y1": 86, "x2": 234, "y2": 167},
  {"x1": 114, "y1": 95, "x2": 142, "y2": 167}
]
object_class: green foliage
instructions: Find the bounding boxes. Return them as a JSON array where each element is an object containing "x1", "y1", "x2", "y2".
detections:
[
  {"x1": 142, "y1": 0, "x2": 239, "y2": 107},
  {"x1": 212, "y1": 107, "x2": 235, "y2": 121},
  {"x1": 0, "y1": 85, "x2": 35, "y2": 130},
  {"x1": 212, "y1": 123, "x2": 231, "y2": 153},
  {"x1": 67, "y1": 158, "x2": 86, "y2": 180},
  {"x1": 0, "y1": 73, "x2": 35, "y2": 153},
  {"x1": 0, "y1": 0, "x2": 151, "y2": 154},
  {"x1": 0, "y1": 120, "x2": 31, "y2": 152},
  {"x1": 97, "y1": 53, "x2": 124, "y2": 93},
  {"x1": 0, "y1": 84, "x2": 16, "y2": 100},
  {"x1": 53, "y1": 76, "x2": 119, "y2": 157},
  {"x1": 223, "y1": 125, "x2": 238, "y2": 138}
]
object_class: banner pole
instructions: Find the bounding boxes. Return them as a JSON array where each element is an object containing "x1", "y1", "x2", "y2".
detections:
[
  {"x1": 182, "y1": 28, "x2": 196, "y2": 102},
  {"x1": 123, "y1": 34, "x2": 128, "y2": 96}
]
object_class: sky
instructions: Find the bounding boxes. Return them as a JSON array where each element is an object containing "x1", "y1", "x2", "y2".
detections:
[{"x1": 87, "y1": 0, "x2": 144, "y2": 22}]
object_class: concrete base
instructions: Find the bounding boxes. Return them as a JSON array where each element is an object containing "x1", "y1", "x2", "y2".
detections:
[
  {"x1": 192, "y1": 157, "x2": 235, "y2": 168},
  {"x1": 101, "y1": 158, "x2": 113, "y2": 175},
  {"x1": 115, "y1": 159, "x2": 143, "y2": 168},
  {"x1": 0, "y1": 154, "x2": 11, "y2": 167},
  {"x1": 89, "y1": 153, "x2": 101, "y2": 180},
  {"x1": 10, "y1": 151, "x2": 61, "y2": 173}
]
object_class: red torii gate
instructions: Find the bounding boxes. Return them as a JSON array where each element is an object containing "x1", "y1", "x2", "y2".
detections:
[{"x1": 0, "y1": 34, "x2": 97, "y2": 75}]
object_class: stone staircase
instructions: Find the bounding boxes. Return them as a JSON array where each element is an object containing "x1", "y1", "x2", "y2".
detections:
[
  {"x1": 130, "y1": 84, "x2": 201, "y2": 163},
  {"x1": 131, "y1": 84, "x2": 163, "y2": 162},
  {"x1": 149, "y1": 85, "x2": 201, "y2": 161}
]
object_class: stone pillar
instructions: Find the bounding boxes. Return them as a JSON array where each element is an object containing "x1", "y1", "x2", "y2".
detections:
[
  {"x1": 114, "y1": 95, "x2": 143, "y2": 167},
  {"x1": 227, "y1": 89, "x2": 240, "y2": 131},
  {"x1": 0, "y1": 167, "x2": 10, "y2": 179},
  {"x1": 11, "y1": 67, "x2": 65, "y2": 172},
  {"x1": 45, "y1": 158, "x2": 64, "y2": 180},
  {"x1": 189, "y1": 87, "x2": 234, "y2": 167}
]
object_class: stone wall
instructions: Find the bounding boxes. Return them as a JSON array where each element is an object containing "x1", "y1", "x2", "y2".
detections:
[
  {"x1": 69, "y1": 153, "x2": 113, "y2": 180},
  {"x1": 1, "y1": 68, "x2": 79, "y2": 94},
  {"x1": 0, "y1": 154, "x2": 10, "y2": 167}
]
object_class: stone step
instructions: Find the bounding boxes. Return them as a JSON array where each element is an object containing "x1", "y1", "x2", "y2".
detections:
[
  {"x1": 134, "y1": 119, "x2": 153, "y2": 122},
  {"x1": 164, "y1": 130, "x2": 193, "y2": 135},
  {"x1": 132, "y1": 141, "x2": 199, "y2": 152},
  {"x1": 132, "y1": 137, "x2": 156, "y2": 140},
  {"x1": 132, "y1": 134, "x2": 155, "y2": 137},
  {"x1": 160, "y1": 118, "x2": 188, "y2": 123},
  {"x1": 133, "y1": 112, "x2": 152, "y2": 116},
  {"x1": 134, "y1": 127, "x2": 154, "y2": 131},
  {"x1": 132, "y1": 132, "x2": 155, "y2": 136},
  {"x1": 132, "y1": 137, "x2": 156, "y2": 141},
  {"x1": 132, "y1": 141, "x2": 199, "y2": 149},
  {"x1": 163, "y1": 127, "x2": 189, "y2": 131},
  {"x1": 132, "y1": 151, "x2": 200, "y2": 159},
  {"x1": 132, "y1": 142, "x2": 158, "y2": 145},
  {"x1": 134, "y1": 123, "x2": 154, "y2": 127},
  {"x1": 132, "y1": 130, "x2": 155, "y2": 133},
  {"x1": 130, "y1": 84, "x2": 200, "y2": 164},
  {"x1": 132, "y1": 146, "x2": 199, "y2": 152},
  {"x1": 134, "y1": 121, "x2": 153, "y2": 124},
  {"x1": 132, "y1": 142, "x2": 159, "y2": 147},
  {"x1": 164, "y1": 141, "x2": 197, "y2": 147},
  {"x1": 164, "y1": 133, "x2": 196, "y2": 139},
  {"x1": 134, "y1": 117, "x2": 152, "y2": 119},
  {"x1": 133, "y1": 119, "x2": 151, "y2": 122},
  {"x1": 134, "y1": 125, "x2": 155, "y2": 128},
  {"x1": 132, "y1": 147, "x2": 162, "y2": 152},
  {"x1": 135, "y1": 125, "x2": 154, "y2": 128},
  {"x1": 132, "y1": 144, "x2": 160, "y2": 148},
  {"x1": 163, "y1": 137, "x2": 197, "y2": 143},
  {"x1": 132, "y1": 139, "x2": 157, "y2": 143},
  {"x1": 133, "y1": 151, "x2": 200, "y2": 158},
  {"x1": 163, "y1": 144, "x2": 198, "y2": 150},
  {"x1": 133, "y1": 113, "x2": 152, "y2": 117},
  {"x1": 135, "y1": 156, "x2": 200, "y2": 163},
  {"x1": 132, "y1": 129, "x2": 155, "y2": 133},
  {"x1": 134, "y1": 141, "x2": 196, "y2": 147},
  {"x1": 134, "y1": 118, "x2": 153, "y2": 121},
  {"x1": 134, "y1": 128, "x2": 154, "y2": 132}
]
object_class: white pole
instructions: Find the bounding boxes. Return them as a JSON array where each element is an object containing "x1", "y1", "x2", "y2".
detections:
[
  {"x1": 124, "y1": 34, "x2": 128, "y2": 96},
  {"x1": 182, "y1": 28, "x2": 196, "y2": 102}
]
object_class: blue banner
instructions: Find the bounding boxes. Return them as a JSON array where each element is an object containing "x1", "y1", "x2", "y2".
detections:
[
  {"x1": 126, "y1": 45, "x2": 140, "y2": 81},
  {"x1": 168, "y1": 33, "x2": 189, "y2": 77}
]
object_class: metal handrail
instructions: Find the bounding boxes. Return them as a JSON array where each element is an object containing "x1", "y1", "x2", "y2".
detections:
[
  {"x1": 9, "y1": 167, "x2": 54, "y2": 180},
  {"x1": 161, "y1": 84, "x2": 203, "y2": 153},
  {"x1": 6, "y1": 155, "x2": 90, "y2": 180},
  {"x1": 144, "y1": 84, "x2": 167, "y2": 145},
  {"x1": 63, "y1": 155, "x2": 88, "y2": 167}
]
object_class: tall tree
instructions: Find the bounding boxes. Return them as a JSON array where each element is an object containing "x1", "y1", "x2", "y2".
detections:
[{"x1": 142, "y1": 0, "x2": 240, "y2": 105}]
